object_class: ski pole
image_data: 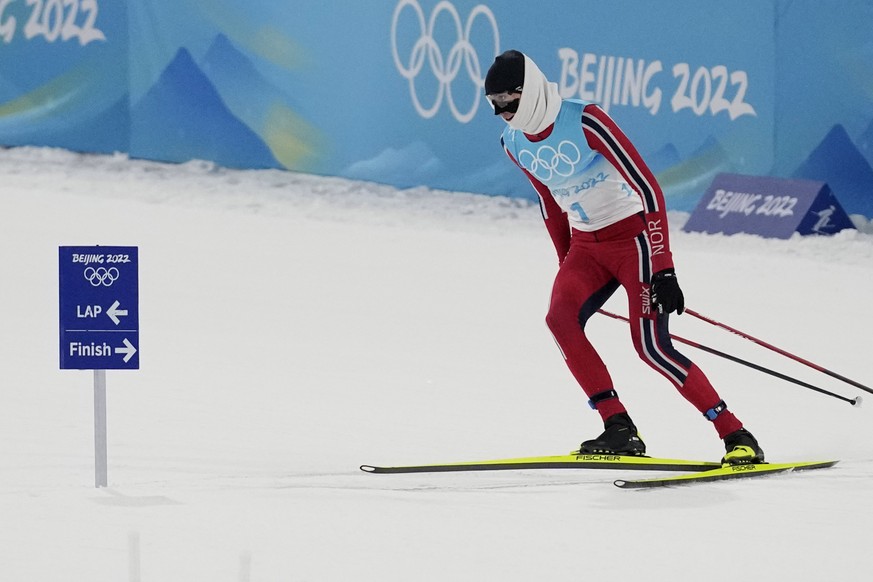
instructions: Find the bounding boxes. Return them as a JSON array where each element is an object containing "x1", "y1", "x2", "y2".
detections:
[
  {"x1": 684, "y1": 308, "x2": 873, "y2": 395},
  {"x1": 597, "y1": 309, "x2": 861, "y2": 407}
]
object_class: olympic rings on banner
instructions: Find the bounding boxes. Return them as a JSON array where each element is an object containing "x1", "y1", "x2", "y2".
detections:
[{"x1": 391, "y1": 0, "x2": 500, "y2": 123}]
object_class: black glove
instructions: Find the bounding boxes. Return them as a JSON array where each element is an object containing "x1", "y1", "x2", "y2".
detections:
[{"x1": 651, "y1": 268, "x2": 685, "y2": 315}]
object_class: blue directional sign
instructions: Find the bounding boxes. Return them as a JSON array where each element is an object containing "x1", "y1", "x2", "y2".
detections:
[{"x1": 59, "y1": 246, "x2": 139, "y2": 370}]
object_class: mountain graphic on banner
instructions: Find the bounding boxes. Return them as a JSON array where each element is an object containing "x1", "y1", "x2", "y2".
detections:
[
  {"x1": 857, "y1": 118, "x2": 873, "y2": 169},
  {"x1": 657, "y1": 136, "x2": 735, "y2": 211},
  {"x1": 792, "y1": 124, "x2": 873, "y2": 217},
  {"x1": 131, "y1": 48, "x2": 280, "y2": 170},
  {"x1": 646, "y1": 143, "x2": 682, "y2": 176},
  {"x1": 200, "y1": 34, "x2": 320, "y2": 171},
  {"x1": 201, "y1": 34, "x2": 302, "y2": 112}
]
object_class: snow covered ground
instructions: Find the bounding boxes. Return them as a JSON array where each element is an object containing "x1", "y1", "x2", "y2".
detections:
[{"x1": 2, "y1": 147, "x2": 872, "y2": 581}]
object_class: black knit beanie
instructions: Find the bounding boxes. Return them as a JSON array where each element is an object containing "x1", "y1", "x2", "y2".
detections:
[{"x1": 484, "y1": 50, "x2": 525, "y2": 94}]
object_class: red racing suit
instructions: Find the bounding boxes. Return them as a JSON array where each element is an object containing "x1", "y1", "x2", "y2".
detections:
[{"x1": 502, "y1": 101, "x2": 742, "y2": 438}]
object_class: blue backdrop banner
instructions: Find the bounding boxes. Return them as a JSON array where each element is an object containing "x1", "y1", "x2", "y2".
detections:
[{"x1": 1, "y1": 1, "x2": 872, "y2": 217}]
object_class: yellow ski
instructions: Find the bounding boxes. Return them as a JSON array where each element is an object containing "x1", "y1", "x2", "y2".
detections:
[
  {"x1": 360, "y1": 453, "x2": 720, "y2": 474},
  {"x1": 614, "y1": 460, "x2": 838, "y2": 489}
]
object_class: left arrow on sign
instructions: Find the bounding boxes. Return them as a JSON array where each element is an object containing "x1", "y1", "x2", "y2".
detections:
[
  {"x1": 107, "y1": 300, "x2": 128, "y2": 325},
  {"x1": 116, "y1": 338, "x2": 137, "y2": 363}
]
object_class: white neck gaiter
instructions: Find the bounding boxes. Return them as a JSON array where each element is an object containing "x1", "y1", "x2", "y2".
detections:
[{"x1": 507, "y1": 55, "x2": 562, "y2": 135}]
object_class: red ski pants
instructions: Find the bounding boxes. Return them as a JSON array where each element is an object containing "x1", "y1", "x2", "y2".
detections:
[{"x1": 545, "y1": 214, "x2": 741, "y2": 439}]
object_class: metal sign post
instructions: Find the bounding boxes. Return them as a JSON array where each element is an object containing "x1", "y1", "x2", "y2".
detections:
[
  {"x1": 59, "y1": 246, "x2": 139, "y2": 488},
  {"x1": 94, "y1": 369, "x2": 108, "y2": 487}
]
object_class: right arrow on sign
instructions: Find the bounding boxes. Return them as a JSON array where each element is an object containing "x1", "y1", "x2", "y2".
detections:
[{"x1": 116, "y1": 338, "x2": 137, "y2": 363}]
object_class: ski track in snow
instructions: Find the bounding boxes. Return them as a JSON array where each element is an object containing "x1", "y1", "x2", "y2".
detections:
[{"x1": 2, "y1": 147, "x2": 872, "y2": 581}]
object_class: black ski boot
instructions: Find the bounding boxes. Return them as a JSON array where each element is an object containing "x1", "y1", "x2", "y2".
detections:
[
  {"x1": 576, "y1": 413, "x2": 646, "y2": 456},
  {"x1": 722, "y1": 428, "x2": 765, "y2": 465}
]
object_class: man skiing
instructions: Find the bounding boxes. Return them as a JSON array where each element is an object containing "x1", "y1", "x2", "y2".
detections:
[{"x1": 484, "y1": 49, "x2": 764, "y2": 465}]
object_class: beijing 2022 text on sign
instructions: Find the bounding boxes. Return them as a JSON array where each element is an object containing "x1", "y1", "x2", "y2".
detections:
[
  {"x1": 59, "y1": 246, "x2": 139, "y2": 370},
  {"x1": 682, "y1": 174, "x2": 856, "y2": 239}
]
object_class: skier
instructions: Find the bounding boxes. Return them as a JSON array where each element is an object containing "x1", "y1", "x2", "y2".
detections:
[{"x1": 484, "y1": 50, "x2": 764, "y2": 465}]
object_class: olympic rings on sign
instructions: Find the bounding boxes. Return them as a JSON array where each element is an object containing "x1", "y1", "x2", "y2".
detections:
[
  {"x1": 391, "y1": 0, "x2": 500, "y2": 123},
  {"x1": 84, "y1": 266, "x2": 120, "y2": 287}
]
